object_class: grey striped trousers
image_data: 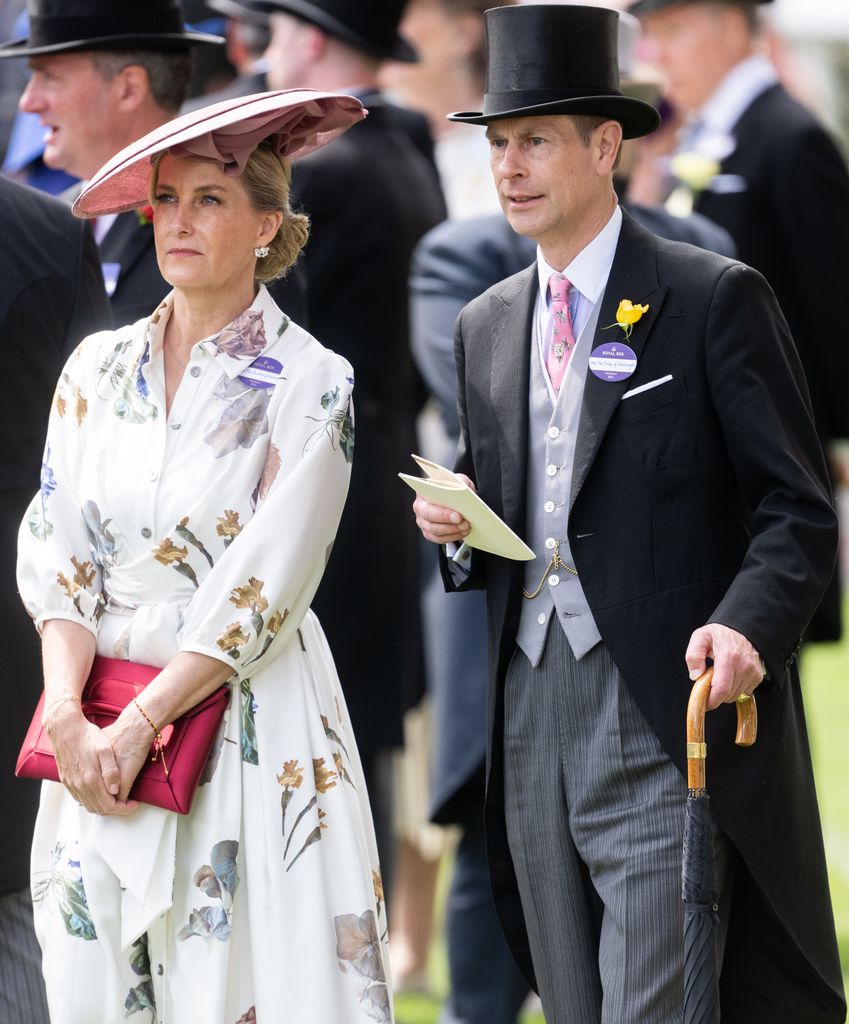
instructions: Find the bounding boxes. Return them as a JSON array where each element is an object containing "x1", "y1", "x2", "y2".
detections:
[
  {"x1": 0, "y1": 886, "x2": 50, "y2": 1024},
  {"x1": 503, "y1": 625, "x2": 732, "y2": 1024}
]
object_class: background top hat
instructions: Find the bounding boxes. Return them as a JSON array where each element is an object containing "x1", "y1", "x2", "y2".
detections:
[
  {"x1": 205, "y1": 0, "x2": 270, "y2": 27},
  {"x1": 250, "y1": 0, "x2": 418, "y2": 63},
  {"x1": 0, "y1": 0, "x2": 224, "y2": 58},
  {"x1": 448, "y1": 4, "x2": 660, "y2": 139},
  {"x1": 627, "y1": 0, "x2": 772, "y2": 16}
]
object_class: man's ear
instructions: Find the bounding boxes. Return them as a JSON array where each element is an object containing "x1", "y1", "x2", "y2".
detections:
[
  {"x1": 114, "y1": 63, "x2": 150, "y2": 113},
  {"x1": 597, "y1": 120, "x2": 624, "y2": 175}
]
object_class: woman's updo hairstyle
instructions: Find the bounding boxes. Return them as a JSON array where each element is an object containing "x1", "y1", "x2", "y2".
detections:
[{"x1": 241, "y1": 139, "x2": 310, "y2": 283}]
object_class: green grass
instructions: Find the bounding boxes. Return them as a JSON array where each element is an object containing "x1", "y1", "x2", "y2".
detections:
[{"x1": 395, "y1": 635, "x2": 849, "y2": 1024}]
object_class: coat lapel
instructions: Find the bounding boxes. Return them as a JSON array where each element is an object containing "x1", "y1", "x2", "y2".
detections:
[
  {"x1": 489, "y1": 265, "x2": 536, "y2": 532},
  {"x1": 99, "y1": 212, "x2": 156, "y2": 284},
  {"x1": 570, "y1": 212, "x2": 668, "y2": 510}
]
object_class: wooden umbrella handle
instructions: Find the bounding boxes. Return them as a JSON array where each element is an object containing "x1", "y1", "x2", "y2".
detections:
[{"x1": 686, "y1": 668, "x2": 758, "y2": 789}]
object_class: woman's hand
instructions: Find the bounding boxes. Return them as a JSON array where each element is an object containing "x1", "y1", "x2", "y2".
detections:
[
  {"x1": 47, "y1": 703, "x2": 137, "y2": 816},
  {"x1": 101, "y1": 706, "x2": 158, "y2": 805}
]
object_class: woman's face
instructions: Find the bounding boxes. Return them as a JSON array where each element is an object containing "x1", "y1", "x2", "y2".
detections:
[{"x1": 152, "y1": 154, "x2": 281, "y2": 296}]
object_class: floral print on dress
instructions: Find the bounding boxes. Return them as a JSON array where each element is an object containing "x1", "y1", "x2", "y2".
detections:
[
  {"x1": 152, "y1": 536, "x2": 198, "y2": 588},
  {"x1": 96, "y1": 337, "x2": 158, "y2": 423},
  {"x1": 54, "y1": 372, "x2": 88, "y2": 427},
  {"x1": 251, "y1": 442, "x2": 282, "y2": 510},
  {"x1": 178, "y1": 840, "x2": 240, "y2": 945},
  {"x1": 303, "y1": 384, "x2": 355, "y2": 463},
  {"x1": 82, "y1": 500, "x2": 125, "y2": 579},
  {"x1": 204, "y1": 374, "x2": 271, "y2": 459},
  {"x1": 217, "y1": 310, "x2": 267, "y2": 359},
  {"x1": 29, "y1": 446, "x2": 57, "y2": 540},
  {"x1": 216, "y1": 509, "x2": 243, "y2": 547},
  {"x1": 239, "y1": 678, "x2": 259, "y2": 765},
  {"x1": 124, "y1": 934, "x2": 155, "y2": 1020},
  {"x1": 278, "y1": 757, "x2": 337, "y2": 873},
  {"x1": 32, "y1": 842, "x2": 97, "y2": 941},
  {"x1": 334, "y1": 909, "x2": 391, "y2": 1023}
]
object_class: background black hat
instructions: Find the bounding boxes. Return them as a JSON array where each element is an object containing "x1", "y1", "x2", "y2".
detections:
[
  {"x1": 205, "y1": 0, "x2": 270, "y2": 28},
  {"x1": 250, "y1": 0, "x2": 418, "y2": 63},
  {"x1": 627, "y1": 0, "x2": 773, "y2": 16},
  {"x1": 0, "y1": 0, "x2": 224, "y2": 58},
  {"x1": 448, "y1": 4, "x2": 660, "y2": 139}
]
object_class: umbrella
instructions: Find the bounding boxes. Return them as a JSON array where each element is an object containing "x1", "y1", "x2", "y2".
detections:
[{"x1": 684, "y1": 668, "x2": 757, "y2": 1024}]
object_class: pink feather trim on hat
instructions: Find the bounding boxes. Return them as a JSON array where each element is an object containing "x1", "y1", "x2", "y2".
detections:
[{"x1": 73, "y1": 89, "x2": 367, "y2": 218}]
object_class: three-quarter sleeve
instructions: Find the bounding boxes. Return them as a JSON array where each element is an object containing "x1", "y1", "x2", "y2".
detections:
[
  {"x1": 17, "y1": 333, "x2": 113, "y2": 635},
  {"x1": 176, "y1": 347, "x2": 355, "y2": 680}
]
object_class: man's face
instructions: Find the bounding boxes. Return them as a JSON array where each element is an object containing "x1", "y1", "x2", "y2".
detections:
[
  {"x1": 639, "y1": 3, "x2": 747, "y2": 113},
  {"x1": 19, "y1": 52, "x2": 125, "y2": 180},
  {"x1": 265, "y1": 12, "x2": 314, "y2": 90},
  {"x1": 487, "y1": 115, "x2": 614, "y2": 256}
]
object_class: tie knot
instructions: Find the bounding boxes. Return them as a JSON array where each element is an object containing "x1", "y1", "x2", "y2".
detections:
[{"x1": 549, "y1": 273, "x2": 571, "y2": 306}]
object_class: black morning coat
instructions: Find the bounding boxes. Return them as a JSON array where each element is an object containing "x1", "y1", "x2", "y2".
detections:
[
  {"x1": 695, "y1": 81, "x2": 849, "y2": 642},
  {"x1": 443, "y1": 211, "x2": 846, "y2": 1022},
  {"x1": 2, "y1": 177, "x2": 111, "y2": 894},
  {"x1": 293, "y1": 95, "x2": 447, "y2": 754}
]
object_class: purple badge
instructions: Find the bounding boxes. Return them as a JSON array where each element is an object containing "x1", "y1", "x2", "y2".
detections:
[
  {"x1": 238, "y1": 356, "x2": 284, "y2": 390},
  {"x1": 588, "y1": 342, "x2": 637, "y2": 382}
]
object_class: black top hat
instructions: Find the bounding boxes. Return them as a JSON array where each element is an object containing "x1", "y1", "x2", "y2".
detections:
[
  {"x1": 448, "y1": 4, "x2": 660, "y2": 140},
  {"x1": 250, "y1": 0, "x2": 417, "y2": 63},
  {"x1": 627, "y1": 0, "x2": 772, "y2": 16},
  {"x1": 0, "y1": 0, "x2": 224, "y2": 59}
]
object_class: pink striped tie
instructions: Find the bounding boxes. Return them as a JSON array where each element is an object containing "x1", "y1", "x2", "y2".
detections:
[{"x1": 547, "y1": 273, "x2": 576, "y2": 393}]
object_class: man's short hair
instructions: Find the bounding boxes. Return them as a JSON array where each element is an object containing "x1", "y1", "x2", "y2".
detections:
[{"x1": 89, "y1": 49, "x2": 192, "y2": 113}]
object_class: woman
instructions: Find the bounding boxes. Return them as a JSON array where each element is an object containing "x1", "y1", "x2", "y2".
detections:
[{"x1": 17, "y1": 91, "x2": 392, "y2": 1024}]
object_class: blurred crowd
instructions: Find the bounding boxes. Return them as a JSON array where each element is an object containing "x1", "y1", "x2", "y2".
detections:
[{"x1": 1, "y1": 1, "x2": 847, "y2": 1022}]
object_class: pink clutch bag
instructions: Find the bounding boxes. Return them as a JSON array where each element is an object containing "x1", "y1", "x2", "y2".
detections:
[{"x1": 16, "y1": 655, "x2": 230, "y2": 814}]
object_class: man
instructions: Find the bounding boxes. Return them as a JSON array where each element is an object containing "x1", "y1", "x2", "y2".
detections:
[
  {"x1": 258, "y1": 0, "x2": 446, "y2": 891},
  {"x1": 0, "y1": 0, "x2": 224, "y2": 328},
  {"x1": 631, "y1": 0, "x2": 849, "y2": 641},
  {"x1": 0, "y1": 175, "x2": 110, "y2": 1024},
  {"x1": 183, "y1": 0, "x2": 271, "y2": 110},
  {"x1": 413, "y1": 5, "x2": 845, "y2": 1022}
]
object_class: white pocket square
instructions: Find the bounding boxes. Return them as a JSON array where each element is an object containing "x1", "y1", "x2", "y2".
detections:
[{"x1": 621, "y1": 374, "x2": 673, "y2": 400}]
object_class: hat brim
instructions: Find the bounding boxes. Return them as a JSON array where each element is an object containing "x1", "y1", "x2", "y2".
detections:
[
  {"x1": 0, "y1": 30, "x2": 224, "y2": 58},
  {"x1": 252, "y1": 0, "x2": 417, "y2": 62},
  {"x1": 206, "y1": 0, "x2": 270, "y2": 28},
  {"x1": 73, "y1": 88, "x2": 365, "y2": 218},
  {"x1": 628, "y1": 0, "x2": 772, "y2": 16},
  {"x1": 448, "y1": 95, "x2": 661, "y2": 140}
]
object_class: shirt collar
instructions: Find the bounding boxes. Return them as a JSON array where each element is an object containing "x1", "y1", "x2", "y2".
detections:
[
  {"x1": 144, "y1": 284, "x2": 288, "y2": 380},
  {"x1": 696, "y1": 53, "x2": 778, "y2": 137},
  {"x1": 536, "y1": 204, "x2": 623, "y2": 307}
]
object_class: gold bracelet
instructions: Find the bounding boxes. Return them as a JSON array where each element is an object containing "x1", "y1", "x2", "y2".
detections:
[
  {"x1": 132, "y1": 699, "x2": 170, "y2": 778},
  {"x1": 42, "y1": 694, "x2": 82, "y2": 734}
]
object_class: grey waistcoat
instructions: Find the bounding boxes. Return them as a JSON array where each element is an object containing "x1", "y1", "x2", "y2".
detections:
[{"x1": 516, "y1": 301, "x2": 603, "y2": 666}]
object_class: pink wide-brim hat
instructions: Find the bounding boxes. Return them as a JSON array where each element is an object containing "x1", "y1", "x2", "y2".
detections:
[{"x1": 73, "y1": 88, "x2": 366, "y2": 218}]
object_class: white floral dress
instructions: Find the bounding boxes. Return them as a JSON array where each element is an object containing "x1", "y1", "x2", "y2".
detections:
[{"x1": 17, "y1": 286, "x2": 392, "y2": 1024}]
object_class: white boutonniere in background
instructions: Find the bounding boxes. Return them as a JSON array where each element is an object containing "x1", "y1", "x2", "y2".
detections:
[{"x1": 666, "y1": 153, "x2": 721, "y2": 217}]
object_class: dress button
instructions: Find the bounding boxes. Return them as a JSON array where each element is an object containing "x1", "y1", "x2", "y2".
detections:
[
  {"x1": 546, "y1": 464, "x2": 557, "y2": 477},
  {"x1": 545, "y1": 537, "x2": 556, "y2": 550},
  {"x1": 141, "y1": 527, "x2": 152, "y2": 539},
  {"x1": 549, "y1": 574, "x2": 560, "y2": 587},
  {"x1": 547, "y1": 426, "x2": 560, "y2": 439},
  {"x1": 544, "y1": 501, "x2": 555, "y2": 513},
  {"x1": 537, "y1": 613, "x2": 546, "y2": 625},
  {"x1": 150, "y1": 470, "x2": 158, "y2": 482},
  {"x1": 190, "y1": 365, "x2": 201, "y2": 378},
  {"x1": 170, "y1": 421, "x2": 182, "y2": 430}
]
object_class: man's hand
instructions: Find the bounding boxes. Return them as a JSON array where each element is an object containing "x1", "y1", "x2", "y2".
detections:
[
  {"x1": 685, "y1": 623, "x2": 764, "y2": 710},
  {"x1": 413, "y1": 473, "x2": 475, "y2": 545}
]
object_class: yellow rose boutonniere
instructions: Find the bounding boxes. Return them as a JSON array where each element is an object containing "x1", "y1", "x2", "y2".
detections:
[
  {"x1": 608, "y1": 299, "x2": 649, "y2": 340},
  {"x1": 670, "y1": 152, "x2": 720, "y2": 193}
]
